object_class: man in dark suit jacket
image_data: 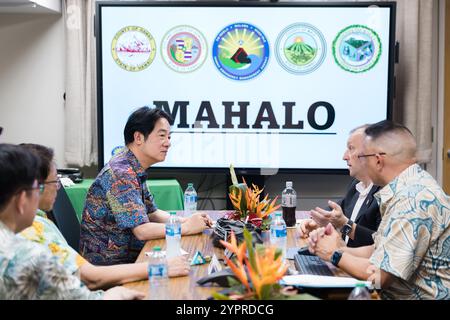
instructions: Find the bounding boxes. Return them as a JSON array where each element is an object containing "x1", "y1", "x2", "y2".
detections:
[
  {"x1": 334, "y1": 179, "x2": 381, "y2": 247},
  {"x1": 300, "y1": 125, "x2": 382, "y2": 247}
]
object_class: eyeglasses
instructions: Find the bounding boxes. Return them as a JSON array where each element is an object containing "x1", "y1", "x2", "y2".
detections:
[
  {"x1": 24, "y1": 183, "x2": 45, "y2": 194},
  {"x1": 357, "y1": 152, "x2": 387, "y2": 159},
  {"x1": 43, "y1": 179, "x2": 61, "y2": 190}
]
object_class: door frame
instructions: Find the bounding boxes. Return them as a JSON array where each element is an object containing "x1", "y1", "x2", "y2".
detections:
[{"x1": 438, "y1": 0, "x2": 450, "y2": 192}]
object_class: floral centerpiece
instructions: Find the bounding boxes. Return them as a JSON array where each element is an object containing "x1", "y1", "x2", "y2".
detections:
[
  {"x1": 212, "y1": 229, "x2": 316, "y2": 300},
  {"x1": 227, "y1": 165, "x2": 280, "y2": 231}
]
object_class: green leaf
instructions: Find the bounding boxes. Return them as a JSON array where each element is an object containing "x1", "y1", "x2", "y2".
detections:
[
  {"x1": 230, "y1": 164, "x2": 238, "y2": 185},
  {"x1": 228, "y1": 183, "x2": 249, "y2": 215},
  {"x1": 243, "y1": 228, "x2": 257, "y2": 272},
  {"x1": 212, "y1": 292, "x2": 231, "y2": 300},
  {"x1": 227, "y1": 276, "x2": 241, "y2": 287},
  {"x1": 274, "y1": 247, "x2": 282, "y2": 260},
  {"x1": 259, "y1": 284, "x2": 274, "y2": 300}
]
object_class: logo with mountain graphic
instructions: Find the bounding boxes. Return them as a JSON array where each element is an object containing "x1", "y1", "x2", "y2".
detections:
[
  {"x1": 111, "y1": 26, "x2": 156, "y2": 72},
  {"x1": 275, "y1": 23, "x2": 326, "y2": 75},
  {"x1": 161, "y1": 25, "x2": 207, "y2": 73},
  {"x1": 212, "y1": 23, "x2": 269, "y2": 81},
  {"x1": 333, "y1": 25, "x2": 382, "y2": 73}
]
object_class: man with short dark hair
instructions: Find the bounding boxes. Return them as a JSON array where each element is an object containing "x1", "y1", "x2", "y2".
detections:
[
  {"x1": 80, "y1": 107, "x2": 212, "y2": 265},
  {"x1": 307, "y1": 120, "x2": 449, "y2": 300},
  {"x1": 0, "y1": 144, "x2": 143, "y2": 299},
  {"x1": 19, "y1": 143, "x2": 190, "y2": 290}
]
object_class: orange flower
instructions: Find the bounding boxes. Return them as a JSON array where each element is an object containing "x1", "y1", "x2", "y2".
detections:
[
  {"x1": 219, "y1": 232, "x2": 250, "y2": 292},
  {"x1": 220, "y1": 230, "x2": 289, "y2": 299},
  {"x1": 229, "y1": 178, "x2": 280, "y2": 230},
  {"x1": 229, "y1": 188, "x2": 243, "y2": 212},
  {"x1": 247, "y1": 246, "x2": 288, "y2": 300}
]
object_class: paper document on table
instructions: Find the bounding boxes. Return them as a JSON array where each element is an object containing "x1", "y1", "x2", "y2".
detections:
[
  {"x1": 280, "y1": 275, "x2": 372, "y2": 288},
  {"x1": 145, "y1": 248, "x2": 189, "y2": 257}
]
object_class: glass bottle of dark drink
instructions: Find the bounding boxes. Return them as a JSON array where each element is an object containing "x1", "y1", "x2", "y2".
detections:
[{"x1": 281, "y1": 181, "x2": 297, "y2": 227}]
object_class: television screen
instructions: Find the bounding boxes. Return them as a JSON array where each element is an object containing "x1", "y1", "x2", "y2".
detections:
[{"x1": 96, "y1": 1, "x2": 396, "y2": 172}]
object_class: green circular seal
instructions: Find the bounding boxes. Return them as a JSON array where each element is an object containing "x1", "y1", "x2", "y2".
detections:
[
  {"x1": 111, "y1": 26, "x2": 156, "y2": 72},
  {"x1": 332, "y1": 25, "x2": 382, "y2": 73}
]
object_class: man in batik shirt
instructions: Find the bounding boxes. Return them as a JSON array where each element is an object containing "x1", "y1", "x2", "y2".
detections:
[{"x1": 80, "y1": 107, "x2": 212, "y2": 265}]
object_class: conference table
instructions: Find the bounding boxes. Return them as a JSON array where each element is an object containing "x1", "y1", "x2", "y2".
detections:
[
  {"x1": 64, "y1": 178, "x2": 184, "y2": 221},
  {"x1": 123, "y1": 210, "x2": 351, "y2": 300}
]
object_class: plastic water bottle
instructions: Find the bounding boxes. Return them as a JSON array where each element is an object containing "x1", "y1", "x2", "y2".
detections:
[
  {"x1": 184, "y1": 183, "x2": 197, "y2": 216},
  {"x1": 281, "y1": 181, "x2": 297, "y2": 227},
  {"x1": 348, "y1": 282, "x2": 371, "y2": 300},
  {"x1": 166, "y1": 211, "x2": 181, "y2": 258},
  {"x1": 270, "y1": 212, "x2": 287, "y2": 260},
  {"x1": 147, "y1": 246, "x2": 168, "y2": 300}
]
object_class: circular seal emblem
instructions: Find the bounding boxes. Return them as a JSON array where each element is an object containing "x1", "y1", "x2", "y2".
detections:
[
  {"x1": 332, "y1": 25, "x2": 382, "y2": 73},
  {"x1": 111, "y1": 146, "x2": 125, "y2": 156},
  {"x1": 111, "y1": 26, "x2": 156, "y2": 72},
  {"x1": 212, "y1": 23, "x2": 269, "y2": 81},
  {"x1": 161, "y1": 25, "x2": 207, "y2": 73},
  {"x1": 275, "y1": 23, "x2": 326, "y2": 75}
]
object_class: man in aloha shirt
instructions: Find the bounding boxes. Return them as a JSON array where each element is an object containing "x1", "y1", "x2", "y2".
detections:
[
  {"x1": 20, "y1": 209, "x2": 86, "y2": 274},
  {"x1": 306, "y1": 121, "x2": 449, "y2": 300},
  {"x1": 0, "y1": 144, "x2": 143, "y2": 300},
  {"x1": 19, "y1": 143, "x2": 190, "y2": 290},
  {"x1": 369, "y1": 163, "x2": 449, "y2": 299}
]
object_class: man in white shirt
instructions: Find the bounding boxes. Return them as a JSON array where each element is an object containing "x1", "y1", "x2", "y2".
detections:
[{"x1": 299, "y1": 125, "x2": 381, "y2": 247}]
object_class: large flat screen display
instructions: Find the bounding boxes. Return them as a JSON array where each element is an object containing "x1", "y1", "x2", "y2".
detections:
[{"x1": 96, "y1": 1, "x2": 396, "y2": 172}]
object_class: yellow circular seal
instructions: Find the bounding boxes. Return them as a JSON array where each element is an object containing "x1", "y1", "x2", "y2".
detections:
[{"x1": 111, "y1": 26, "x2": 156, "y2": 72}]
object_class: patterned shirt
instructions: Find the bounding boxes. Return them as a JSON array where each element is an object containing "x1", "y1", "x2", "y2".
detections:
[
  {"x1": 370, "y1": 164, "x2": 450, "y2": 300},
  {"x1": 19, "y1": 209, "x2": 87, "y2": 275},
  {"x1": 80, "y1": 149, "x2": 158, "y2": 265},
  {"x1": 0, "y1": 221, "x2": 103, "y2": 300}
]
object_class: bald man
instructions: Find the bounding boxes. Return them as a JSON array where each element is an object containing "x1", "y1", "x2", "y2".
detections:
[
  {"x1": 300, "y1": 125, "x2": 381, "y2": 247},
  {"x1": 307, "y1": 120, "x2": 449, "y2": 300}
]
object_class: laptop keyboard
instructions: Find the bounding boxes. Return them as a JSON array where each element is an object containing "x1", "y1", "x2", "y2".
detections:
[{"x1": 294, "y1": 253, "x2": 334, "y2": 276}]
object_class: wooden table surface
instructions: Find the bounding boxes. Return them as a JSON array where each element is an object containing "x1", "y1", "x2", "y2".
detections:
[{"x1": 123, "y1": 210, "x2": 340, "y2": 300}]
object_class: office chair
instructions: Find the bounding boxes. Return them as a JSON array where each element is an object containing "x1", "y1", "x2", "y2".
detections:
[{"x1": 51, "y1": 187, "x2": 81, "y2": 252}]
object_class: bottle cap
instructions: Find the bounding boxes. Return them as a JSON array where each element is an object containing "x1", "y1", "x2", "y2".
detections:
[
  {"x1": 153, "y1": 246, "x2": 161, "y2": 251},
  {"x1": 286, "y1": 181, "x2": 293, "y2": 188},
  {"x1": 275, "y1": 212, "x2": 282, "y2": 216},
  {"x1": 170, "y1": 211, "x2": 176, "y2": 215},
  {"x1": 355, "y1": 282, "x2": 366, "y2": 287},
  {"x1": 188, "y1": 183, "x2": 193, "y2": 187}
]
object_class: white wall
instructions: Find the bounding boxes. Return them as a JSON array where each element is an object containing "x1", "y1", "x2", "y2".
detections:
[{"x1": 0, "y1": 13, "x2": 66, "y2": 166}]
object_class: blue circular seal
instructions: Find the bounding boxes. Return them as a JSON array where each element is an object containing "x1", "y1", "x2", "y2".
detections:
[{"x1": 212, "y1": 23, "x2": 269, "y2": 81}]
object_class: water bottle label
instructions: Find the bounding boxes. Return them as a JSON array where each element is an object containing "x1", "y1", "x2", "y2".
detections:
[
  {"x1": 166, "y1": 225, "x2": 181, "y2": 236},
  {"x1": 148, "y1": 264, "x2": 167, "y2": 277},
  {"x1": 185, "y1": 195, "x2": 197, "y2": 202},
  {"x1": 275, "y1": 228, "x2": 287, "y2": 238}
]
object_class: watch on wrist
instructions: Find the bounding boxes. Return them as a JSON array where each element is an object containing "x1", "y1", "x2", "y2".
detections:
[
  {"x1": 341, "y1": 219, "x2": 354, "y2": 237},
  {"x1": 331, "y1": 250, "x2": 343, "y2": 267}
]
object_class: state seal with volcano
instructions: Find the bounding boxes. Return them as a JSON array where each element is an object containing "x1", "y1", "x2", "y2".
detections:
[{"x1": 212, "y1": 23, "x2": 270, "y2": 81}]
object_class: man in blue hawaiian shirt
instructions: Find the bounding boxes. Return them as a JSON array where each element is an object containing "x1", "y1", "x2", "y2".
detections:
[
  {"x1": 306, "y1": 120, "x2": 449, "y2": 300},
  {"x1": 80, "y1": 107, "x2": 212, "y2": 265}
]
